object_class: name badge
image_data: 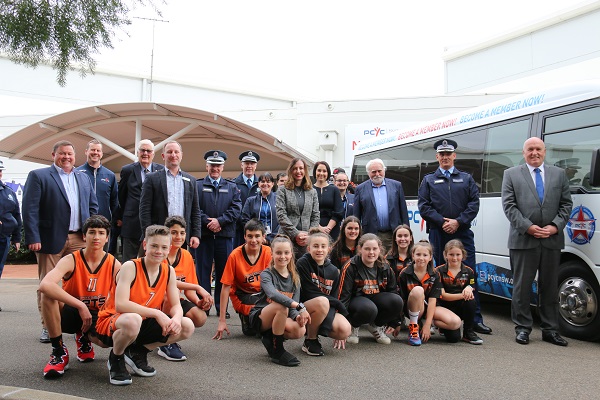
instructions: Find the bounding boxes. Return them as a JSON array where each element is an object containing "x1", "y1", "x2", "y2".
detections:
[
  {"x1": 452, "y1": 178, "x2": 464, "y2": 183},
  {"x1": 203, "y1": 187, "x2": 213, "y2": 192},
  {"x1": 434, "y1": 179, "x2": 445, "y2": 184},
  {"x1": 219, "y1": 189, "x2": 229, "y2": 193},
  {"x1": 182, "y1": 177, "x2": 190, "y2": 182}
]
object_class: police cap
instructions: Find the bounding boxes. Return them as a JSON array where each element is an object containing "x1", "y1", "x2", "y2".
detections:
[
  {"x1": 239, "y1": 150, "x2": 260, "y2": 163},
  {"x1": 205, "y1": 150, "x2": 227, "y2": 165},
  {"x1": 434, "y1": 139, "x2": 458, "y2": 153}
]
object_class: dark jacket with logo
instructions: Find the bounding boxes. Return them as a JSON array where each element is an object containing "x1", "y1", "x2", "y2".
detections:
[{"x1": 0, "y1": 182, "x2": 21, "y2": 241}]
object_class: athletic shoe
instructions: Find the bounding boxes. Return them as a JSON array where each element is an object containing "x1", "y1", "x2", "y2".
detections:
[
  {"x1": 462, "y1": 329, "x2": 483, "y2": 345},
  {"x1": 347, "y1": 326, "x2": 360, "y2": 344},
  {"x1": 43, "y1": 346, "x2": 69, "y2": 379},
  {"x1": 408, "y1": 323, "x2": 421, "y2": 346},
  {"x1": 107, "y1": 350, "x2": 132, "y2": 386},
  {"x1": 430, "y1": 322, "x2": 437, "y2": 336},
  {"x1": 271, "y1": 351, "x2": 301, "y2": 367},
  {"x1": 302, "y1": 338, "x2": 325, "y2": 356},
  {"x1": 157, "y1": 343, "x2": 187, "y2": 361},
  {"x1": 75, "y1": 332, "x2": 95, "y2": 362},
  {"x1": 366, "y1": 324, "x2": 391, "y2": 344},
  {"x1": 239, "y1": 313, "x2": 257, "y2": 336},
  {"x1": 124, "y1": 345, "x2": 156, "y2": 377},
  {"x1": 39, "y1": 328, "x2": 51, "y2": 343}
]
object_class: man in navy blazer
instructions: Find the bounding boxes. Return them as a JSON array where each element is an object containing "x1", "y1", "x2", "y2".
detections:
[
  {"x1": 115, "y1": 139, "x2": 164, "y2": 262},
  {"x1": 353, "y1": 158, "x2": 409, "y2": 251},
  {"x1": 22, "y1": 140, "x2": 98, "y2": 341},
  {"x1": 139, "y1": 141, "x2": 201, "y2": 247}
]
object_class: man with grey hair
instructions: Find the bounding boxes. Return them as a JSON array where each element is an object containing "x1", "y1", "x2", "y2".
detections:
[
  {"x1": 116, "y1": 139, "x2": 164, "y2": 262},
  {"x1": 353, "y1": 158, "x2": 409, "y2": 251}
]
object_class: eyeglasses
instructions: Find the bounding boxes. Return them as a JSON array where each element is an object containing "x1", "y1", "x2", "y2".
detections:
[
  {"x1": 138, "y1": 149, "x2": 153, "y2": 153},
  {"x1": 335, "y1": 180, "x2": 349, "y2": 183}
]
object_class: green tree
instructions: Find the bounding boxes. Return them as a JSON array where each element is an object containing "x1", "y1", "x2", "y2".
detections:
[{"x1": 0, "y1": 0, "x2": 161, "y2": 86}]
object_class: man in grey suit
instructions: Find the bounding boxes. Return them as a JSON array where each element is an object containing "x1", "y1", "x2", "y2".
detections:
[
  {"x1": 139, "y1": 140, "x2": 201, "y2": 248},
  {"x1": 501, "y1": 137, "x2": 572, "y2": 346},
  {"x1": 116, "y1": 139, "x2": 164, "y2": 262}
]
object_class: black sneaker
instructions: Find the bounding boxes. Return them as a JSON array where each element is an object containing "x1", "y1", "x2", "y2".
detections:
[
  {"x1": 239, "y1": 313, "x2": 256, "y2": 336},
  {"x1": 302, "y1": 338, "x2": 325, "y2": 356},
  {"x1": 124, "y1": 345, "x2": 156, "y2": 377},
  {"x1": 107, "y1": 351, "x2": 132, "y2": 385},
  {"x1": 462, "y1": 329, "x2": 483, "y2": 345}
]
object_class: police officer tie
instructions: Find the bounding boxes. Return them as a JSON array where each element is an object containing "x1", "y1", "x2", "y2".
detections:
[
  {"x1": 534, "y1": 167, "x2": 544, "y2": 203},
  {"x1": 444, "y1": 170, "x2": 450, "y2": 179},
  {"x1": 247, "y1": 179, "x2": 252, "y2": 189},
  {"x1": 213, "y1": 180, "x2": 218, "y2": 189}
]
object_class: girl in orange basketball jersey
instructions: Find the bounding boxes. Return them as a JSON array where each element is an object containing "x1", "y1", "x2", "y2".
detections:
[{"x1": 249, "y1": 236, "x2": 310, "y2": 367}]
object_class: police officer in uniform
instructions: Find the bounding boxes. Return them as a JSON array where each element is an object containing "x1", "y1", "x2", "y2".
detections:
[
  {"x1": 418, "y1": 139, "x2": 492, "y2": 335},
  {"x1": 233, "y1": 151, "x2": 260, "y2": 247},
  {"x1": 195, "y1": 151, "x2": 242, "y2": 318}
]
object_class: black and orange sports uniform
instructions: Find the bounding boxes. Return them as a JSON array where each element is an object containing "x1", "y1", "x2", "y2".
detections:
[
  {"x1": 96, "y1": 258, "x2": 171, "y2": 346},
  {"x1": 61, "y1": 249, "x2": 116, "y2": 334},
  {"x1": 169, "y1": 247, "x2": 200, "y2": 315},
  {"x1": 296, "y1": 253, "x2": 348, "y2": 336},
  {"x1": 398, "y1": 262, "x2": 442, "y2": 316},
  {"x1": 435, "y1": 263, "x2": 477, "y2": 331},
  {"x1": 221, "y1": 245, "x2": 271, "y2": 316},
  {"x1": 338, "y1": 255, "x2": 403, "y2": 328}
]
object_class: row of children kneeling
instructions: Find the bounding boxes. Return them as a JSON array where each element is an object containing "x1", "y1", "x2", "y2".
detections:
[
  {"x1": 219, "y1": 217, "x2": 483, "y2": 367},
  {"x1": 39, "y1": 214, "x2": 482, "y2": 386}
]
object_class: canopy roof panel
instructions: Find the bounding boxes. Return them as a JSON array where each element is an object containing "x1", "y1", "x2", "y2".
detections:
[{"x1": 0, "y1": 102, "x2": 310, "y2": 178}]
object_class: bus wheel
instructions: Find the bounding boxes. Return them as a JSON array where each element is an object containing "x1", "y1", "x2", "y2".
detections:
[{"x1": 558, "y1": 261, "x2": 600, "y2": 341}]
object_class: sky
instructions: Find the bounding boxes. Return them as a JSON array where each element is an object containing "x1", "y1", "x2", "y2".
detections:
[{"x1": 93, "y1": 0, "x2": 590, "y2": 101}]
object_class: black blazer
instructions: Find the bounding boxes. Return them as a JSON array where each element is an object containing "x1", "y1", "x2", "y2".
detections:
[
  {"x1": 116, "y1": 162, "x2": 164, "y2": 240},
  {"x1": 139, "y1": 168, "x2": 202, "y2": 242}
]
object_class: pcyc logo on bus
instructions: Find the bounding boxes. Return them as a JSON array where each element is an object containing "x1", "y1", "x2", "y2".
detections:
[
  {"x1": 566, "y1": 205, "x2": 596, "y2": 245},
  {"x1": 408, "y1": 210, "x2": 426, "y2": 231},
  {"x1": 363, "y1": 127, "x2": 385, "y2": 136}
]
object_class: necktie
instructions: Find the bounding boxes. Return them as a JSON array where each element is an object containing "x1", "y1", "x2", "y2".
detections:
[
  {"x1": 534, "y1": 168, "x2": 544, "y2": 203},
  {"x1": 213, "y1": 180, "x2": 218, "y2": 189},
  {"x1": 444, "y1": 170, "x2": 450, "y2": 179},
  {"x1": 247, "y1": 179, "x2": 252, "y2": 189},
  {"x1": 142, "y1": 168, "x2": 149, "y2": 183}
]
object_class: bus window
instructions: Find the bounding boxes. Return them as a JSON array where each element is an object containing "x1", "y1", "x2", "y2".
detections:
[
  {"x1": 483, "y1": 119, "x2": 530, "y2": 194},
  {"x1": 543, "y1": 108, "x2": 600, "y2": 192},
  {"x1": 446, "y1": 130, "x2": 485, "y2": 189}
]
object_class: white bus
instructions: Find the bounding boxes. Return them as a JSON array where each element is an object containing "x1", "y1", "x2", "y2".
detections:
[{"x1": 351, "y1": 81, "x2": 600, "y2": 340}]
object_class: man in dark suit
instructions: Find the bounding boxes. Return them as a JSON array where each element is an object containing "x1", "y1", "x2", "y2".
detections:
[
  {"x1": 139, "y1": 141, "x2": 201, "y2": 248},
  {"x1": 116, "y1": 139, "x2": 164, "y2": 262},
  {"x1": 233, "y1": 150, "x2": 260, "y2": 247},
  {"x1": 502, "y1": 137, "x2": 572, "y2": 346},
  {"x1": 22, "y1": 140, "x2": 98, "y2": 342},
  {"x1": 353, "y1": 158, "x2": 409, "y2": 251}
]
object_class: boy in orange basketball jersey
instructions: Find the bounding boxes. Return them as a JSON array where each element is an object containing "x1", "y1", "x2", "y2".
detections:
[
  {"x1": 96, "y1": 225, "x2": 195, "y2": 385},
  {"x1": 157, "y1": 216, "x2": 213, "y2": 361},
  {"x1": 39, "y1": 215, "x2": 120, "y2": 379},
  {"x1": 213, "y1": 219, "x2": 271, "y2": 339}
]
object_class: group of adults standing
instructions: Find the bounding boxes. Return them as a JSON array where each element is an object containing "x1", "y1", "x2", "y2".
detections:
[{"x1": 2, "y1": 131, "x2": 573, "y2": 347}]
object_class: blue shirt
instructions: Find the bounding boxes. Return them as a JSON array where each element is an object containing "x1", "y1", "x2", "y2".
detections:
[
  {"x1": 166, "y1": 168, "x2": 184, "y2": 217},
  {"x1": 54, "y1": 164, "x2": 80, "y2": 231},
  {"x1": 372, "y1": 179, "x2": 390, "y2": 231},
  {"x1": 439, "y1": 166, "x2": 455, "y2": 176}
]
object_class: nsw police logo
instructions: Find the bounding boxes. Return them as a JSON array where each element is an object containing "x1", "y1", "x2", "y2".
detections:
[{"x1": 566, "y1": 205, "x2": 596, "y2": 245}]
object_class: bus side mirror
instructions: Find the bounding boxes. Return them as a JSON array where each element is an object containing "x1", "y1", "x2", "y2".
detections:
[{"x1": 590, "y1": 149, "x2": 600, "y2": 187}]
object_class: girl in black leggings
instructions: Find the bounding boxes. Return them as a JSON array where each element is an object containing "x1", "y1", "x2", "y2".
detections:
[{"x1": 338, "y1": 233, "x2": 403, "y2": 345}]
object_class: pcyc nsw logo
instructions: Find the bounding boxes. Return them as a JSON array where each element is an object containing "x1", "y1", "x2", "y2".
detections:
[{"x1": 363, "y1": 127, "x2": 385, "y2": 136}]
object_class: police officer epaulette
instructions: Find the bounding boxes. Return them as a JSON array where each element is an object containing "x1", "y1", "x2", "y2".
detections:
[{"x1": 224, "y1": 178, "x2": 236, "y2": 184}]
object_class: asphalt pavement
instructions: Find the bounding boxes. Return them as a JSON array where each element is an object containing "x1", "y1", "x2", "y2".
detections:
[{"x1": 1, "y1": 272, "x2": 599, "y2": 400}]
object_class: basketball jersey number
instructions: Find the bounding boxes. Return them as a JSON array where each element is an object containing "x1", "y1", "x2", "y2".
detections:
[
  {"x1": 87, "y1": 278, "x2": 98, "y2": 292},
  {"x1": 145, "y1": 292, "x2": 156, "y2": 306}
]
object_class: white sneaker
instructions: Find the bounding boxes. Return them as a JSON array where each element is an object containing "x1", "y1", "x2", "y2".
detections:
[
  {"x1": 347, "y1": 327, "x2": 360, "y2": 344},
  {"x1": 366, "y1": 324, "x2": 391, "y2": 344}
]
